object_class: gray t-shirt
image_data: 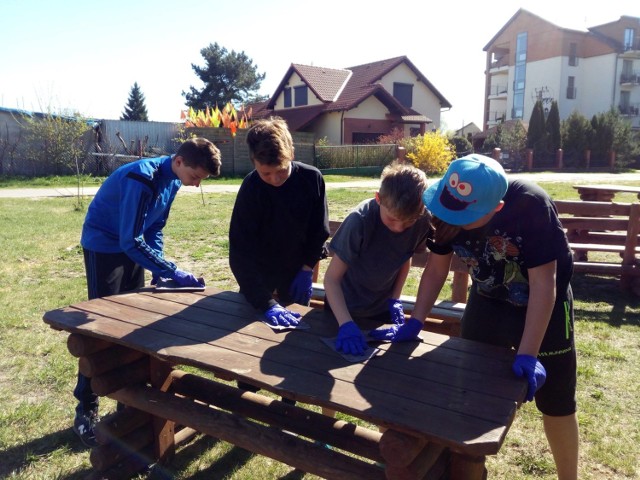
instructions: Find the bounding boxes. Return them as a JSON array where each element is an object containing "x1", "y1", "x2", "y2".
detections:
[{"x1": 329, "y1": 199, "x2": 431, "y2": 317}]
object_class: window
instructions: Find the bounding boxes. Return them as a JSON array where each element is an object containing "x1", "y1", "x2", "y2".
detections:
[
  {"x1": 516, "y1": 32, "x2": 527, "y2": 62},
  {"x1": 569, "y1": 42, "x2": 578, "y2": 66},
  {"x1": 294, "y1": 86, "x2": 308, "y2": 106},
  {"x1": 624, "y1": 28, "x2": 635, "y2": 51},
  {"x1": 393, "y1": 82, "x2": 413, "y2": 108},
  {"x1": 283, "y1": 87, "x2": 291, "y2": 108},
  {"x1": 566, "y1": 76, "x2": 576, "y2": 99},
  {"x1": 512, "y1": 33, "x2": 527, "y2": 119}
]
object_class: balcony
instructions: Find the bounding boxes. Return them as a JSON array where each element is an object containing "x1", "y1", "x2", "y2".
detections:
[
  {"x1": 621, "y1": 41, "x2": 640, "y2": 58},
  {"x1": 488, "y1": 84, "x2": 508, "y2": 98},
  {"x1": 619, "y1": 103, "x2": 640, "y2": 116},
  {"x1": 489, "y1": 57, "x2": 509, "y2": 72},
  {"x1": 620, "y1": 72, "x2": 640, "y2": 85},
  {"x1": 486, "y1": 110, "x2": 507, "y2": 126}
]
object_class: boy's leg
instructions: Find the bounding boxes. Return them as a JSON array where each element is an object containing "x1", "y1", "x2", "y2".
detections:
[
  {"x1": 73, "y1": 250, "x2": 144, "y2": 445},
  {"x1": 536, "y1": 289, "x2": 578, "y2": 480},
  {"x1": 543, "y1": 413, "x2": 579, "y2": 480}
]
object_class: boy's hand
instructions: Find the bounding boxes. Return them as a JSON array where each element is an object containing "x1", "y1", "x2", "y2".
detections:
[
  {"x1": 388, "y1": 298, "x2": 405, "y2": 325},
  {"x1": 171, "y1": 269, "x2": 204, "y2": 287},
  {"x1": 335, "y1": 321, "x2": 367, "y2": 355},
  {"x1": 263, "y1": 304, "x2": 301, "y2": 327},
  {"x1": 512, "y1": 354, "x2": 546, "y2": 402},
  {"x1": 369, "y1": 317, "x2": 423, "y2": 342},
  {"x1": 289, "y1": 269, "x2": 313, "y2": 305}
]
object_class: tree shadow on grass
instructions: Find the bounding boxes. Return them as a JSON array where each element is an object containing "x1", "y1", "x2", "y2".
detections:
[
  {"x1": 0, "y1": 427, "x2": 92, "y2": 479},
  {"x1": 571, "y1": 273, "x2": 640, "y2": 327},
  {"x1": 146, "y1": 434, "x2": 254, "y2": 480}
]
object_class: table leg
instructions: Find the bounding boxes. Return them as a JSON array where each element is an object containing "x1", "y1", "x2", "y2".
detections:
[
  {"x1": 449, "y1": 452, "x2": 487, "y2": 480},
  {"x1": 149, "y1": 357, "x2": 176, "y2": 465}
]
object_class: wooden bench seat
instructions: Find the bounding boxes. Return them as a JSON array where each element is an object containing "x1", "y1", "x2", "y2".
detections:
[
  {"x1": 311, "y1": 220, "x2": 469, "y2": 336},
  {"x1": 554, "y1": 200, "x2": 640, "y2": 293}
]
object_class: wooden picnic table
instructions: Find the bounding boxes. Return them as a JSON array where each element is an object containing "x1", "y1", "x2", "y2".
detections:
[
  {"x1": 43, "y1": 287, "x2": 526, "y2": 479},
  {"x1": 573, "y1": 184, "x2": 640, "y2": 202}
]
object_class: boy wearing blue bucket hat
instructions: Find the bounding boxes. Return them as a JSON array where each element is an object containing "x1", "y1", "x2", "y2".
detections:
[{"x1": 371, "y1": 154, "x2": 578, "y2": 479}]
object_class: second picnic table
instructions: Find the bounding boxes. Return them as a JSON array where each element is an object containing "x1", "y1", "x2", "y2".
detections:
[
  {"x1": 43, "y1": 287, "x2": 526, "y2": 479},
  {"x1": 572, "y1": 184, "x2": 640, "y2": 202}
]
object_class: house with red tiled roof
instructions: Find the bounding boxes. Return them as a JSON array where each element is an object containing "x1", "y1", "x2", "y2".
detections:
[{"x1": 250, "y1": 56, "x2": 452, "y2": 145}]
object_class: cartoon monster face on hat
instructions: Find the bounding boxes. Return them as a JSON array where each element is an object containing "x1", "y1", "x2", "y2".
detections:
[{"x1": 422, "y1": 154, "x2": 508, "y2": 226}]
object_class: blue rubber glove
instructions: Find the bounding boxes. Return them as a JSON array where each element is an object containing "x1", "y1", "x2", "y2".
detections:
[
  {"x1": 289, "y1": 269, "x2": 313, "y2": 305},
  {"x1": 512, "y1": 354, "x2": 547, "y2": 402},
  {"x1": 263, "y1": 304, "x2": 301, "y2": 327},
  {"x1": 369, "y1": 317, "x2": 423, "y2": 342},
  {"x1": 171, "y1": 269, "x2": 204, "y2": 287},
  {"x1": 335, "y1": 321, "x2": 368, "y2": 356},
  {"x1": 388, "y1": 298, "x2": 405, "y2": 325}
]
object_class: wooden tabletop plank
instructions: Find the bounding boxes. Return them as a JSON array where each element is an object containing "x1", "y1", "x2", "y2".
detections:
[{"x1": 43, "y1": 288, "x2": 526, "y2": 456}]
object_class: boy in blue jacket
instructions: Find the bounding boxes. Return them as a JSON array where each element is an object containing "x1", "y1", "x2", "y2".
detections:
[{"x1": 73, "y1": 137, "x2": 221, "y2": 446}]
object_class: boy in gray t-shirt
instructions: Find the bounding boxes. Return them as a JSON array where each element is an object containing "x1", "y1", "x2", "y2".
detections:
[{"x1": 324, "y1": 162, "x2": 431, "y2": 356}]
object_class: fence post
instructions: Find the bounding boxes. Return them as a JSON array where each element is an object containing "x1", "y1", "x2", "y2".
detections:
[
  {"x1": 492, "y1": 148, "x2": 501, "y2": 161},
  {"x1": 526, "y1": 148, "x2": 534, "y2": 171},
  {"x1": 608, "y1": 150, "x2": 616, "y2": 171},
  {"x1": 396, "y1": 146, "x2": 406, "y2": 164},
  {"x1": 584, "y1": 149, "x2": 591, "y2": 170},
  {"x1": 556, "y1": 149, "x2": 563, "y2": 170}
]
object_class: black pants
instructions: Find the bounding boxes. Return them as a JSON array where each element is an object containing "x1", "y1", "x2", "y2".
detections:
[{"x1": 74, "y1": 249, "x2": 145, "y2": 414}]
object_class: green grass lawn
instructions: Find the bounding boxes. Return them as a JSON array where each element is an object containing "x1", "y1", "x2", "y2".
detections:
[{"x1": 0, "y1": 177, "x2": 638, "y2": 479}]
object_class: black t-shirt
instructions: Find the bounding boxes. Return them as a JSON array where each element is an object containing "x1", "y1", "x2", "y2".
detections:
[{"x1": 428, "y1": 179, "x2": 573, "y2": 306}]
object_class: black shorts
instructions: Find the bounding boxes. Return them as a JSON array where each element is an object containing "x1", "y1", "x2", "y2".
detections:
[{"x1": 461, "y1": 285, "x2": 577, "y2": 416}]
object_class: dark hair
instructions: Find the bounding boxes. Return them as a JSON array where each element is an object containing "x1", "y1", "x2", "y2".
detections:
[
  {"x1": 176, "y1": 137, "x2": 222, "y2": 177},
  {"x1": 245, "y1": 116, "x2": 294, "y2": 166}
]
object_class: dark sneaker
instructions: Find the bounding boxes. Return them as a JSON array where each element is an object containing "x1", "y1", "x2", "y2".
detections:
[{"x1": 73, "y1": 411, "x2": 98, "y2": 447}]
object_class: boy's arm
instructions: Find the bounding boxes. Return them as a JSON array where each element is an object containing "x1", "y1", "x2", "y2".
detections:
[
  {"x1": 518, "y1": 260, "x2": 556, "y2": 356},
  {"x1": 410, "y1": 252, "x2": 453, "y2": 323},
  {"x1": 302, "y1": 174, "x2": 330, "y2": 269},
  {"x1": 118, "y1": 178, "x2": 177, "y2": 278},
  {"x1": 323, "y1": 254, "x2": 353, "y2": 327},
  {"x1": 390, "y1": 258, "x2": 411, "y2": 299}
]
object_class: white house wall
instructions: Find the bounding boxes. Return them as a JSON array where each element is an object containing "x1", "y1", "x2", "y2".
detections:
[
  {"x1": 580, "y1": 54, "x2": 617, "y2": 118},
  {"x1": 523, "y1": 57, "x2": 563, "y2": 118},
  {"x1": 313, "y1": 111, "x2": 342, "y2": 145},
  {"x1": 378, "y1": 62, "x2": 442, "y2": 128}
]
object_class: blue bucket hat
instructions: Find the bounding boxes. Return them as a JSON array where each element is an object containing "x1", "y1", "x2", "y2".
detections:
[{"x1": 422, "y1": 154, "x2": 508, "y2": 226}]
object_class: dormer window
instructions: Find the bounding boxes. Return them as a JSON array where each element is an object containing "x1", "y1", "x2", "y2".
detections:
[
  {"x1": 284, "y1": 87, "x2": 292, "y2": 108},
  {"x1": 393, "y1": 82, "x2": 413, "y2": 108},
  {"x1": 294, "y1": 85, "x2": 308, "y2": 106}
]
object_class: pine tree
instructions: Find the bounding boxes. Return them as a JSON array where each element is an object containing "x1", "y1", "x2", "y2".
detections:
[
  {"x1": 182, "y1": 42, "x2": 266, "y2": 110},
  {"x1": 526, "y1": 100, "x2": 544, "y2": 148},
  {"x1": 545, "y1": 101, "x2": 561, "y2": 154},
  {"x1": 121, "y1": 82, "x2": 149, "y2": 121}
]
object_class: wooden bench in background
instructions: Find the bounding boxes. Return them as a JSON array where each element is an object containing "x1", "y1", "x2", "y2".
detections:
[
  {"x1": 311, "y1": 220, "x2": 470, "y2": 336},
  {"x1": 554, "y1": 200, "x2": 640, "y2": 293}
]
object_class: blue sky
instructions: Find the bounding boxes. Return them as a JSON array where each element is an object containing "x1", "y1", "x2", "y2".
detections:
[{"x1": 1, "y1": 0, "x2": 637, "y2": 131}]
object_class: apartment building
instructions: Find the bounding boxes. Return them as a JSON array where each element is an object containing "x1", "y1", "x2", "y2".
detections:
[{"x1": 483, "y1": 9, "x2": 640, "y2": 132}]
